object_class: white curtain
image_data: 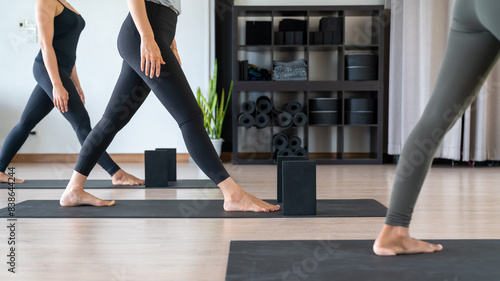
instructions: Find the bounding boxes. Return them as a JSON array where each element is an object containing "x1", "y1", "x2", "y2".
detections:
[{"x1": 388, "y1": 0, "x2": 500, "y2": 161}]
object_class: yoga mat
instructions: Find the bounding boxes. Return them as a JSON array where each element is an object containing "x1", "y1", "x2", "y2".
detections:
[
  {"x1": 0, "y1": 199, "x2": 386, "y2": 218},
  {"x1": 0, "y1": 179, "x2": 217, "y2": 189},
  {"x1": 226, "y1": 240, "x2": 500, "y2": 281}
]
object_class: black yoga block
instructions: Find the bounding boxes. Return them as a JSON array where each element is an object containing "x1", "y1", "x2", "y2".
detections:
[
  {"x1": 294, "y1": 31, "x2": 304, "y2": 45},
  {"x1": 309, "y1": 98, "x2": 340, "y2": 111},
  {"x1": 345, "y1": 66, "x2": 377, "y2": 81},
  {"x1": 310, "y1": 32, "x2": 323, "y2": 45},
  {"x1": 345, "y1": 111, "x2": 376, "y2": 125},
  {"x1": 277, "y1": 155, "x2": 307, "y2": 203},
  {"x1": 246, "y1": 21, "x2": 272, "y2": 45},
  {"x1": 345, "y1": 53, "x2": 378, "y2": 68},
  {"x1": 323, "y1": 31, "x2": 334, "y2": 45},
  {"x1": 285, "y1": 32, "x2": 295, "y2": 45},
  {"x1": 145, "y1": 150, "x2": 169, "y2": 187},
  {"x1": 155, "y1": 148, "x2": 176, "y2": 181},
  {"x1": 275, "y1": 32, "x2": 285, "y2": 45},
  {"x1": 309, "y1": 111, "x2": 340, "y2": 125},
  {"x1": 345, "y1": 99, "x2": 376, "y2": 111},
  {"x1": 282, "y1": 160, "x2": 316, "y2": 215}
]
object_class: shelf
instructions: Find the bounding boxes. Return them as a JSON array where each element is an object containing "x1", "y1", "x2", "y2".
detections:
[
  {"x1": 231, "y1": 4, "x2": 385, "y2": 165},
  {"x1": 234, "y1": 81, "x2": 379, "y2": 92}
]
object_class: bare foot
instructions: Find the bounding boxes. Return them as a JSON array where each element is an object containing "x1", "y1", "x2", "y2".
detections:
[
  {"x1": 60, "y1": 187, "x2": 115, "y2": 207},
  {"x1": 218, "y1": 177, "x2": 280, "y2": 212},
  {"x1": 373, "y1": 224, "x2": 443, "y2": 256},
  {"x1": 111, "y1": 169, "x2": 145, "y2": 186},
  {"x1": 0, "y1": 172, "x2": 25, "y2": 183}
]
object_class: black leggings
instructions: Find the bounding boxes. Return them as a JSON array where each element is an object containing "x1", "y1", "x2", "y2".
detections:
[
  {"x1": 0, "y1": 62, "x2": 120, "y2": 175},
  {"x1": 386, "y1": 0, "x2": 500, "y2": 227},
  {"x1": 74, "y1": 3, "x2": 230, "y2": 184}
]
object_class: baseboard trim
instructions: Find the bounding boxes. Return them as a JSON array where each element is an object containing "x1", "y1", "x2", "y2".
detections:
[{"x1": 10, "y1": 152, "x2": 233, "y2": 163}]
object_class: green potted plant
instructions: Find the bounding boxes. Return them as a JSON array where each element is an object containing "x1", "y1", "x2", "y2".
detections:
[{"x1": 196, "y1": 60, "x2": 233, "y2": 157}]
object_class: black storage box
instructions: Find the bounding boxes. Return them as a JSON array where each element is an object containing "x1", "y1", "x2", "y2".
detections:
[
  {"x1": 309, "y1": 111, "x2": 340, "y2": 125},
  {"x1": 279, "y1": 19, "x2": 307, "y2": 32},
  {"x1": 345, "y1": 111, "x2": 376, "y2": 125},
  {"x1": 320, "y1": 17, "x2": 344, "y2": 32},
  {"x1": 309, "y1": 98, "x2": 340, "y2": 111},
  {"x1": 246, "y1": 21, "x2": 272, "y2": 45},
  {"x1": 345, "y1": 98, "x2": 376, "y2": 111},
  {"x1": 345, "y1": 66, "x2": 377, "y2": 81}
]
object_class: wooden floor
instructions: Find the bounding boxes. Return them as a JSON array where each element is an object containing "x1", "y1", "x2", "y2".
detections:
[{"x1": 0, "y1": 162, "x2": 499, "y2": 280}]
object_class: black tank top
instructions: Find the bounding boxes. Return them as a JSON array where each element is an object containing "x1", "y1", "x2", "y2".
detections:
[{"x1": 35, "y1": 0, "x2": 85, "y2": 72}]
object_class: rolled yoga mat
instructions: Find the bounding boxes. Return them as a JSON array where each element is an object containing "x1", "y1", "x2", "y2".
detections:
[
  {"x1": 255, "y1": 113, "x2": 271, "y2": 128},
  {"x1": 0, "y1": 179, "x2": 217, "y2": 189},
  {"x1": 282, "y1": 101, "x2": 302, "y2": 115},
  {"x1": 256, "y1": 96, "x2": 273, "y2": 114},
  {"x1": 226, "y1": 240, "x2": 500, "y2": 281},
  {"x1": 276, "y1": 111, "x2": 293, "y2": 128},
  {"x1": 277, "y1": 148, "x2": 294, "y2": 157},
  {"x1": 293, "y1": 112, "x2": 308, "y2": 127},
  {"x1": 238, "y1": 113, "x2": 254, "y2": 129},
  {"x1": 272, "y1": 134, "x2": 289, "y2": 150},
  {"x1": 241, "y1": 100, "x2": 256, "y2": 114},
  {"x1": 294, "y1": 147, "x2": 308, "y2": 158},
  {"x1": 288, "y1": 136, "x2": 302, "y2": 150},
  {"x1": 0, "y1": 199, "x2": 387, "y2": 218}
]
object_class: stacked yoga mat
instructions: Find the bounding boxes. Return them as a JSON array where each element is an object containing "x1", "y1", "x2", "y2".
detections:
[
  {"x1": 272, "y1": 134, "x2": 307, "y2": 161},
  {"x1": 238, "y1": 96, "x2": 307, "y2": 129}
]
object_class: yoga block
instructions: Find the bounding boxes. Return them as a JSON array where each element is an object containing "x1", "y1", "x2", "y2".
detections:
[
  {"x1": 282, "y1": 161, "x2": 316, "y2": 215},
  {"x1": 275, "y1": 31, "x2": 285, "y2": 45},
  {"x1": 294, "y1": 31, "x2": 304, "y2": 45},
  {"x1": 277, "y1": 155, "x2": 307, "y2": 203},
  {"x1": 285, "y1": 32, "x2": 295, "y2": 45},
  {"x1": 145, "y1": 150, "x2": 169, "y2": 187},
  {"x1": 246, "y1": 21, "x2": 272, "y2": 45},
  {"x1": 155, "y1": 148, "x2": 176, "y2": 181},
  {"x1": 323, "y1": 31, "x2": 334, "y2": 45},
  {"x1": 310, "y1": 32, "x2": 323, "y2": 45}
]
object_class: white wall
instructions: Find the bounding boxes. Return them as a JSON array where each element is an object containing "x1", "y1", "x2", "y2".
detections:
[{"x1": 0, "y1": 0, "x2": 211, "y2": 154}]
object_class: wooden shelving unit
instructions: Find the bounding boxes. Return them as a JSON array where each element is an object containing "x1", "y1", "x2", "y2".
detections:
[{"x1": 231, "y1": 5, "x2": 385, "y2": 164}]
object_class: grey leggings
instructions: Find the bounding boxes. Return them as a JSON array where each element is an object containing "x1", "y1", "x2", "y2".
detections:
[{"x1": 386, "y1": 0, "x2": 500, "y2": 227}]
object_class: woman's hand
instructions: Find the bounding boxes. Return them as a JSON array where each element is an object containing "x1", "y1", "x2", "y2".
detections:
[
  {"x1": 140, "y1": 35, "x2": 166, "y2": 78},
  {"x1": 53, "y1": 84, "x2": 69, "y2": 112}
]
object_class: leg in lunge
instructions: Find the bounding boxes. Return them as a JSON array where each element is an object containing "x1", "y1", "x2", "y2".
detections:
[{"x1": 374, "y1": 0, "x2": 500, "y2": 256}]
